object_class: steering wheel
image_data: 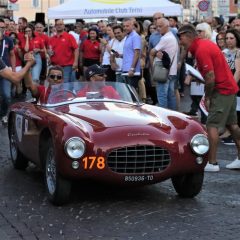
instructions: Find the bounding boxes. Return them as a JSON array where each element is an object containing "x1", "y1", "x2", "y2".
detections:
[{"x1": 48, "y1": 89, "x2": 76, "y2": 104}]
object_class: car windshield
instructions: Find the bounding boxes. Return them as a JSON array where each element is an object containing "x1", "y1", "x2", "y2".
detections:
[{"x1": 38, "y1": 82, "x2": 140, "y2": 106}]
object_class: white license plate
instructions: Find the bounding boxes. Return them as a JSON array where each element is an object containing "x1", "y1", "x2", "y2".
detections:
[{"x1": 124, "y1": 175, "x2": 154, "y2": 182}]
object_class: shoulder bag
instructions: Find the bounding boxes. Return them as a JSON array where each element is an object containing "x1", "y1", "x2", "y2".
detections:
[{"x1": 152, "y1": 52, "x2": 176, "y2": 83}]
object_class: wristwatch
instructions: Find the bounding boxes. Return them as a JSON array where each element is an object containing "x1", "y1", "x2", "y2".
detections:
[{"x1": 130, "y1": 67, "x2": 135, "y2": 71}]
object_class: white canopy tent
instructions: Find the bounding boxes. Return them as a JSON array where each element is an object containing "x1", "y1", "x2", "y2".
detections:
[{"x1": 48, "y1": 0, "x2": 183, "y2": 19}]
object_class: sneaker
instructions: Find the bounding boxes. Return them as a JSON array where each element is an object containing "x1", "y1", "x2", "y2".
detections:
[
  {"x1": 226, "y1": 158, "x2": 240, "y2": 169},
  {"x1": 1, "y1": 116, "x2": 8, "y2": 125},
  {"x1": 204, "y1": 162, "x2": 220, "y2": 172},
  {"x1": 221, "y1": 136, "x2": 235, "y2": 146}
]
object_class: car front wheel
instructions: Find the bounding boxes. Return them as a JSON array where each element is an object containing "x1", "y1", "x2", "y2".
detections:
[
  {"x1": 44, "y1": 139, "x2": 71, "y2": 205},
  {"x1": 9, "y1": 119, "x2": 28, "y2": 170},
  {"x1": 171, "y1": 172, "x2": 204, "y2": 198}
]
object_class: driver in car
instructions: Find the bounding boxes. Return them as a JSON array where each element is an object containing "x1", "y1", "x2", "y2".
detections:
[
  {"x1": 77, "y1": 64, "x2": 121, "y2": 99},
  {"x1": 24, "y1": 65, "x2": 66, "y2": 103}
]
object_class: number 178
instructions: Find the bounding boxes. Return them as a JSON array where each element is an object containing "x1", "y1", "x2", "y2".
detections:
[{"x1": 82, "y1": 156, "x2": 105, "y2": 170}]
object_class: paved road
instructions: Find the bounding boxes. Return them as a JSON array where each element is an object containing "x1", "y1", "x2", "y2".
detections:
[{"x1": 0, "y1": 89, "x2": 240, "y2": 240}]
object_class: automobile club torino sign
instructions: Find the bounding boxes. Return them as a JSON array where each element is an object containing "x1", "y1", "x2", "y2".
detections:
[{"x1": 86, "y1": 0, "x2": 142, "y2": 15}]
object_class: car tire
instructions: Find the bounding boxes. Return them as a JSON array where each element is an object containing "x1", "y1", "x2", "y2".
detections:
[
  {"x1": 9, "y1": 119, "x2": 28, "y2": 170},
  {"x1": 171, "y1": 172, "x2": 204, "y2": 198},
  {"x1": 44, "y1": 139, "x2": 71, "y2": 205}
]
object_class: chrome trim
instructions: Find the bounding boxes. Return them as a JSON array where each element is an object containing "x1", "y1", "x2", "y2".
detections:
[
  {"x1": 107, "y1": 145, "x2": 171, "y2": 174},
  {"x1": 64, "y1": 137, "x2": 86, "y2": 159},
  {"x1": 39, "y1": 98, "x2": 143, "y2": 108}
]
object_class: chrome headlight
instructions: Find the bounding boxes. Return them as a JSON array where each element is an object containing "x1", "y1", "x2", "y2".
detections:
[
  {"x1": 190, "y1": 134, "x2": 209, "y2": 155},
  {"x1": 64, "y1": 137, "x2": 85, "y2": 159}
]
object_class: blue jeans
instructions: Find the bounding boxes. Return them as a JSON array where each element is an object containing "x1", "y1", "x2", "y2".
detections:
[
  {"x1": 63, "y1": 66, "x2": 76, "y2": 83},
  {"x1": 31, "y1": 53, "x2": 42, "y2": 84},
  {"x1": 0, "y1": 77, "x2": 11, "y2": 116},
  {"x1": 156, "y1": 75, "x2": 177, "y2": 110}
]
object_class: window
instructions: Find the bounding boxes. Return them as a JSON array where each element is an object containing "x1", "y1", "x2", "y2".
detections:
[
  {"x1": 59, "y1": 0, "x2": 65, "y2": 4},
  {"x1": 32, "y1": 0, "x2": 39, "y2": 8}
]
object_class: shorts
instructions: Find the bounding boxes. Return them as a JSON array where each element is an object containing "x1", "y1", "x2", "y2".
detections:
[
  {"x1": 83, "y1": 58, "x2": 100, "y2": 67},
  {"x1": 206, "y1": 91, "x2": 237, "y2": 129}
]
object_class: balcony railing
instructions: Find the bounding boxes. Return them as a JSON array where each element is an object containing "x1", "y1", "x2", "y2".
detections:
[{"x1": 0, "y1": 0, "x2": 7, "y2": 8}]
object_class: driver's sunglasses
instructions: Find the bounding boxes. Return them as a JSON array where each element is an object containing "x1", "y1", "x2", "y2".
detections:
[
  {"x1": 96, "y1": 74, "x2": 105, "y2": 77},
  {"x1": 49, "y1": 74, "x2": 62, "y2": 80}
]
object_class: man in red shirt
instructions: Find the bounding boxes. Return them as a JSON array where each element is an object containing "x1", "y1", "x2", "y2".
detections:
[
  {"x1": 23, "y1": 65, "x2": 68, "y2": 104},
  {"x1": 178, "y1": 24, "x2": 240, "y2": 172},
  {"x1": 48, "y1": 19, "x2": 79, "y2": 83},
  {"x1": 77, "y1": 64, "x2": 120, "y2": 100}
]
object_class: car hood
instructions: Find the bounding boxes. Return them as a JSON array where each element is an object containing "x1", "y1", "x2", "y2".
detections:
[{"x1": 54, "y1": 102, "x2": 193, "y2": 132}]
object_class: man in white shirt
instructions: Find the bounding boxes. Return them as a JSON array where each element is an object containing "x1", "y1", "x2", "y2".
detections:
[
  {"x1": 150, "y1": 18, "x2": 179, "y2": 110},
  {"x1": 110, "y1": 25, "x2": 126, "y2": 83}
]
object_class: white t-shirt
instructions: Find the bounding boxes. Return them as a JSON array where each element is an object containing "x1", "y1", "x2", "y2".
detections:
[
  {"x1": 111, "y1": 37, "x2": 126, "y2": 72},
  {"x1": 102, "y1": 38, "x2": 114, "y2": 66},
  {"x1": 69, "y1": 31, "x2": 80, "y2": 45},
  {"x1": 154, "y1": 31, "x2": 179, "y2": 76},
  {"x1": 211, "y1": 30, "x2": 218, "y2": 43}
]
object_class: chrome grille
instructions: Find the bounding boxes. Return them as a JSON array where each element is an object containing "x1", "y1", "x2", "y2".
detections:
[{"x1": 107, "y1": 145, "x2": 171, "y2": 173}]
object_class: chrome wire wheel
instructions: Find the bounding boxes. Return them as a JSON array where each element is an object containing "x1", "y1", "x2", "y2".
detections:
[
  {"x1": 46, "y1": 148, "x2": 57, "y2": 195},
  {"x1": 9, "y1": 118, "x2": 28, "y2": 170},
  {"x1": 44, "y1": 138, "x2": 71, "y2": 205}
]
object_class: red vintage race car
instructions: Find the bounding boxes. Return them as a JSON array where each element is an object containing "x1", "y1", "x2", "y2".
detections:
[{"x1": 8, "y1": 82, "x2": 209, "y2": 205}]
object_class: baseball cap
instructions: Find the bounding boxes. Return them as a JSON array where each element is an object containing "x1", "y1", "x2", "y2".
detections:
[{"x1": 85, "y1": 64, "x2": 107, "y2": 79}]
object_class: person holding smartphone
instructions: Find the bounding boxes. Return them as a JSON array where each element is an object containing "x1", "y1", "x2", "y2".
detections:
[
  {"x1": 110, "y1": 25, "x2": 126, "y2": 83},
  {"x1": 101, "y1": 24, "x2": 116, "y2": 82}
]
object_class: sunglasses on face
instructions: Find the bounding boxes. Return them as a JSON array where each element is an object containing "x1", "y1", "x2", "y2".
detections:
[
  {"x1": 95, "y1": 74, "x2": 105, "y2": 77},
  {"x1": 49, "y1": 74, "x2": 62, "y2": 80}
]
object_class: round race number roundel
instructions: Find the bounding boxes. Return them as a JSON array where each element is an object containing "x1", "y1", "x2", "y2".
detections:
[
  {"x1": 9, "y1": 0, "x2": 18, "y2": 3},
  {"x1": 198, "y1": 0, "x2": 209, "y2": 12}
]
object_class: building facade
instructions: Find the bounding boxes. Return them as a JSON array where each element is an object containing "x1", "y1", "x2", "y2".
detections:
[
  {"x1": 14, "y1": 0, "x2": 66, "y2": 21},
  {"x1": 0, "y1": 0, "x2": 9, "y2": 17},
  {"x1": 182, "y1": 0, "x2": 239, "y2": 21}
]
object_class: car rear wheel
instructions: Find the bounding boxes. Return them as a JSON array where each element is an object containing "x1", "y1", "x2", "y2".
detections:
[
  {"x1": 9, "y1": 120, "x2": 28, "y2": 170},
  {"x1": 44, "y1": 139, "x2": 71, "y2": 205},
  {"x1": 171, "y1": 172, "x2": 204, "y2": 198}
]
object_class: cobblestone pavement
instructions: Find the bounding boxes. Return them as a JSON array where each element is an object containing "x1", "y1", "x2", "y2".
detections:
[{"x1": 0, "y1": 88, "x2": 240, "y2": 240}]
